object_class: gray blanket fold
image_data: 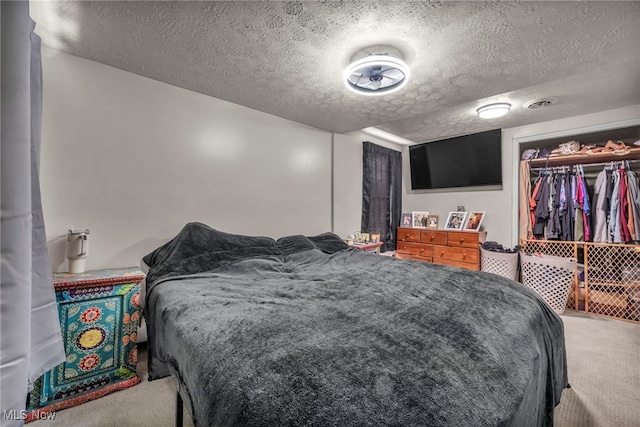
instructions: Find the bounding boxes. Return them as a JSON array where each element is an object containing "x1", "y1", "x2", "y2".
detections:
[{"x1": 144, "y1": 222, "x2": 568, "y2": 427}]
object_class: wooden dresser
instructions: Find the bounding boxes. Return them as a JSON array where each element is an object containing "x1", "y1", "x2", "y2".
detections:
[{"x1": 396, "y1": 227, "x2": 487, "y2": 270}]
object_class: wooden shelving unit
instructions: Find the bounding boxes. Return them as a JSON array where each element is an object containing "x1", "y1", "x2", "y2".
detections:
[{"x1": 527, "y1": 147, "x2": 640, "y2": 168}]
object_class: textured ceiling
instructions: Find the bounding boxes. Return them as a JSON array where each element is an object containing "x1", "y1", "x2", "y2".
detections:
[{"x1": 30, "y1": 1, "x2": 640, "y2": 144}]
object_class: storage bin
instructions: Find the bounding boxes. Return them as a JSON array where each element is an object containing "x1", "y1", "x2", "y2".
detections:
[
  {"x1": 520, "y1": 254, "x2": 577, "y2": 314},
  {"x1": 480, "y1": 248, "x2": 519, "y2": 281}
]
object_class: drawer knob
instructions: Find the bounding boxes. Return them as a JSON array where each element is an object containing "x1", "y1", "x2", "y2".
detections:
[
  {"x1": 440, "y1": 251, "x2": 445, "y2": 256},
  {"x1": 430, "y1": 236, "x2": 434, "y2": 241},
  {"x1": 459, "y1": 238, "x2": 464, "y2": 243},
  {"x1": 462, "y1": 252, "x2": 466, "y2": 259},
  {"x1": 420, "y1": 248, "x2": 424, "y2": 252}
]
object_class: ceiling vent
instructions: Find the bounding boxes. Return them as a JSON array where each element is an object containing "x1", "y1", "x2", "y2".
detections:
[
  {"x1": 344, "y1": 46, "x2": 410, "y2": 96},
  {"x1": 524, "y1": 97, "x2": 558, "y2": 110}
]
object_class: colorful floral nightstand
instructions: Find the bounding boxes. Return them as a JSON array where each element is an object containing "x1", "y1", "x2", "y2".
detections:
[{"x1": 26, "y1": 267, "x2": 145, "y2": 420}]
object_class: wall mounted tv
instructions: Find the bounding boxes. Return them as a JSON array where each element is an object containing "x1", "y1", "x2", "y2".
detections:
[{"x1": 409, "y1": 129, "x2": 502, "y2": 190}]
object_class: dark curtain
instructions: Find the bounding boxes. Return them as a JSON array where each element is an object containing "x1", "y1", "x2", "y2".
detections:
[{"x1": 361, "y1": 142, "x2": 402, "y2": 252}]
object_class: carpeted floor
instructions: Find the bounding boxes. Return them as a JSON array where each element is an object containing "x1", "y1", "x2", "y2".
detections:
[{"x1": 29, "y1": 311, "x2": 639, "y2": 427}]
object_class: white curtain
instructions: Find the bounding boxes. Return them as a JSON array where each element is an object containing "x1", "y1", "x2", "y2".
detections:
[{"x1": 1, "y1": 2, "x2": 66, "y2": 425}]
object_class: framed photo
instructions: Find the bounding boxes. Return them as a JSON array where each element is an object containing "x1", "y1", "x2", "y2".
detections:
[
  {"x1": 464, "y1": 211, "x2": 485, "y2": 231},
  {"x1": 426, "y1": 215, "x2": 439, "y2": 229},
  {"x1": 401, "y1": 213, "x2": 413, "y2": 227},
  {"x1": 412, "y1": 211, "x2": 430, "y2": 228},
  {"x1": 444, "y1": 211, "x2": 466, "y2": 230}
]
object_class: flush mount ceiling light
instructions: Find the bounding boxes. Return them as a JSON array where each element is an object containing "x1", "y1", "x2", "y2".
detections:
[
  {"x1": 344, "y1": 46, "x2": 410, "y2": 96},
  {"x1": 476, "y1": 103, "x2": 511, "y2": 119}
]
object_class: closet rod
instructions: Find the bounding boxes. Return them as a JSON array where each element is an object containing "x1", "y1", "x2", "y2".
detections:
[{"x1": 529, "y1": 159, "x2": 639, "y2": 172}]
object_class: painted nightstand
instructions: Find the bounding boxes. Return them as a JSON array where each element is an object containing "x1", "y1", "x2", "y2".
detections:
[
  {"x1": 348, "y1": 241, "x2": 383, "y2": 254},
  {"x1": 26, "y1": 267, "x2": 145, "y2": 419}
]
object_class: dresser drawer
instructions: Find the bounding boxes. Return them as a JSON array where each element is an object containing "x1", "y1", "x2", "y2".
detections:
[
  {"x1": 396, "y1": 242, "x2": 433, "y2": 257},
  {"x1": 432, "y1": 245, "x2": 479, "y2": 264},
  {"x1": 446, "y1": 231, "x2": 484, "y2": 248},
  {"x1": 395, "y1": 253, "x2": 432, "y2": 263},
  {"x1": 420, "y1": 230, "x2": 448, "y2": 245},
  {"x1": 397, "y1": 227, "x2": 421, "y2": 242},
  {"x1": 433, "y1": 258, "x2": 480, "y2": 271}
]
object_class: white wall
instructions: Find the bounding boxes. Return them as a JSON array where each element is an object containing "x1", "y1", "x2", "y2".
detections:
[
  {"x1": 40, "y1": 49, "x2": 639, "y2": 272},
  {"x1": 40, "y1": 48, "x2": 332, "y2": 272},
  {"x1": 332, "y1": 131, "x2": 403, "y2": 239}
]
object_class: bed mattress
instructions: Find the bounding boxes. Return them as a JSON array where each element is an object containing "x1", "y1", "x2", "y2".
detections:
[{"x1": 143, "y1": 223, "x2": 568, "y2": 427}]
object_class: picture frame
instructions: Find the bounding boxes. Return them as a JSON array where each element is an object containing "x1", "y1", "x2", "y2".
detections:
[
  {"x1": 444, "y1": 211, "x2": 466, "y2": 230},
  {"x1": 412, "y1": 211, "x2": 430, "y2": 228},
  {"x1": 401, "y1": 212, "x2": 413, "y2": 227},
  {"x1": 426, "y1": 215, "x2": 439, "y2": 229},
  {"x1": 463, "y1": 211, "x2": 485, "y2": 231}
]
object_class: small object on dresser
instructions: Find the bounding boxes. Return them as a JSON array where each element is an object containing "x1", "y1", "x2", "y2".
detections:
[
  {"x1": 401, "y1": 213, "x2": 412, "y2": 227},
  {"x1": 463, "y1": 211, "x2": 485, "y2": 231},
  {"x1": 444, "y1": 211, "x2": 466, "y2": 230},
  {"x1": 412, "y1": 211, "x2": 429, "y2": 228}
]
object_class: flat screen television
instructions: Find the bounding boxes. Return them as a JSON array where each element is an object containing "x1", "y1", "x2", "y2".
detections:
[{"x1": 409, "y1": 129, "x2": 502, "y2": 190}]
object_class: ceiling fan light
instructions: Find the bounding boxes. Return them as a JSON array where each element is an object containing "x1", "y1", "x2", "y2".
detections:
[
  {"x1": 476, "y1": 103, "x2": 511, "y2": 119},
  {"x1": 343, "y1": 54, "x2": 410, "y2": 96}
]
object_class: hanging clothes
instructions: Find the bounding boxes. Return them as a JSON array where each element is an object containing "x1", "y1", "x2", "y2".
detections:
[
  {"x1": 526, "y1": 160, "x2": 639, "y2": 244},
  {"x1": 519, "y1": 161, "x2": 533, "y2": 240},
  {"x1": 533, "y1": 173, "x2": 551, "y2": 238},
  {"x1": 610, "y1": 170, "x2": 622, "y2": 243},
  {"x1": 561, "y1": 170, "x2": 575, "y2": 241},
  {"x1": 580, "y1": 166, "x2": 592, "y2": 242},
  {"x1": 627, "y1": 169, "x2": 640, "y2": 241},
  {"x1": 592, "y1": 169, "x2": 609, "y2": 243},
  {"x1": 546, "y1": 172, "x2": 562, "y2": 239},
  {"x1": 626, "y1": 171, "x2": 636, "y2": 240},
  {"x1": 574, "y1": 172, "x2": 585, "y2": 241},
  {"x1": 619, "y1": 166, "x2": 632, "y2": 242}
]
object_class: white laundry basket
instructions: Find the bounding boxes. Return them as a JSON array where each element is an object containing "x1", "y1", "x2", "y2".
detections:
[
  {"x1": 520, "y1": 253, "x2": 577, "y2": 314},
  {"x1": 480, "y1": 248, "x2": 519, "y2": 281}
]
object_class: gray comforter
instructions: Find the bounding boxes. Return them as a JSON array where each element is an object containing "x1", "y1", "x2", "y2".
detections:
[{"x1": 144, "y1": 222, "x2": 567, "y2": 427}]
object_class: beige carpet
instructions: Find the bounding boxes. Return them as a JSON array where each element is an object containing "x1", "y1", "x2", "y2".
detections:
[{"x1": 30, "y1": 311, "x2": 639, "y2": 427}]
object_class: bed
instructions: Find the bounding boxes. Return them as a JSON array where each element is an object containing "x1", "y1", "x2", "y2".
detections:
[{"x1": 143, "y1": 222, "x2": 568, "y2": 427}]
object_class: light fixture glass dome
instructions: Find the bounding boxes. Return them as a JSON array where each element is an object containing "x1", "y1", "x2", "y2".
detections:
[
  {"x1": 344, "y1": 54, "x2": 410, "y2": 96},
  {"x1": 476, "y1": 103, "x2": 511, "y2": 119}
]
